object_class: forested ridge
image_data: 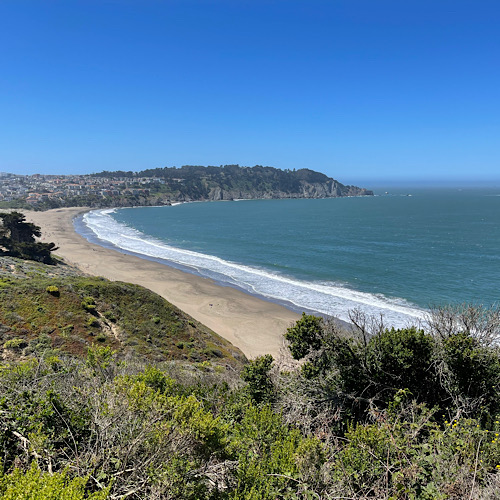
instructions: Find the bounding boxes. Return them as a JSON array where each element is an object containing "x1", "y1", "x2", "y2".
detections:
[
  {"x1": 96, "y1": 164, "x2": 373, "y2": 202},
  {"x1": 0, "y1": 218, "x2": 499, "y2": 499}
]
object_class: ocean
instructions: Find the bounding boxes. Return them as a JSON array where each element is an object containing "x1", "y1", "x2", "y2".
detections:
[{"x1": 76, "y1": 187, "x2": 500, "y2": 328}]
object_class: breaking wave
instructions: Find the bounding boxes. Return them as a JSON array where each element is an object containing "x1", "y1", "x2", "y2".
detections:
[{"x1": 78, "y1": 208, "x2": 426, "y2": 328}]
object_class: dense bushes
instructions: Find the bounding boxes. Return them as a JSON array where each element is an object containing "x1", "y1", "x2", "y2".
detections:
[
  {"x1": 0, "y1": 462, "x2": 110, "y2": 499},
  {"x1": 0, "y1": 304, "x2": 498, "y2": 498},
  {"x1": 0, "y1": 355, "x2": 325, "y2": 499},
  {"x1": 283, "y1": 312, "x2": 500, "y2": 422}
]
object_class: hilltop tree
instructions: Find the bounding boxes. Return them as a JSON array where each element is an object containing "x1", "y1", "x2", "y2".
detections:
[{"x1": 0, "y1": 211, "x2": 58, "y2": 264}]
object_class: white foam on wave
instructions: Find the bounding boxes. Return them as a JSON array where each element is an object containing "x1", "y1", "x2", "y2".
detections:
[{"x1": 81, "y1": 209, "x2": 426, "y2": 328}]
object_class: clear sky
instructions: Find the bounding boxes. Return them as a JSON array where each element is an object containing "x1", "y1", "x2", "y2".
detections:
[{"x1": 1, "y1": 0, "x2": 499, "y2": 185}]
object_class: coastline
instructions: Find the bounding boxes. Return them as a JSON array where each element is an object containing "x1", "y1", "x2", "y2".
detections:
[{"x1": 25, "y1": 207, "x2": 300, "y2": 359}]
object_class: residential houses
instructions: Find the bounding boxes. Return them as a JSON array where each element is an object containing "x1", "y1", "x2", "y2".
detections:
[{"x1": 0, "y1": 173, "x2": 156, "y2": 205}]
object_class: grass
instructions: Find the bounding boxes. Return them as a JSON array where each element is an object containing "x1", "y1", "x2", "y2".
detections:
[{"x1": 0, "y1": 256, "x2": 246, "y2": 369}]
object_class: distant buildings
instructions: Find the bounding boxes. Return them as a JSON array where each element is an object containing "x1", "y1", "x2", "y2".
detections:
[{"x1": 0, "y1": 173, "x2": 158, "y2": 206}]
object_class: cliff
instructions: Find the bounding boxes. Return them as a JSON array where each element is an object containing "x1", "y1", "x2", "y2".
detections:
[{"x1": 207, "y1": 179, "x2": 371, "y2": 201}]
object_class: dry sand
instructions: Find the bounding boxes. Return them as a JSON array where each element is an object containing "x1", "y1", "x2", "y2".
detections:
[{"x1": 25, "y1": 208, "x2": 300, "y2": 358}]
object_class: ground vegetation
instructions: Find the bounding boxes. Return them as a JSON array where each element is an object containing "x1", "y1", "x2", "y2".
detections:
[{"x1": 0, "y1": 256, "x2": 499, "y2": 498}]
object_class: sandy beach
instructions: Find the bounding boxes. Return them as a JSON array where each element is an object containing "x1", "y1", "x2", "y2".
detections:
[{"x1": 25, "y1": 208, "x2": 300, "y2": 358}]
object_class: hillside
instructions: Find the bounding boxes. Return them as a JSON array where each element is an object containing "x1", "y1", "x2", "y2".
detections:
[
  {"x1": 0, "y1": 165, "x2": 373, "y2": 210},
  {"x1": 97, "y1": 164, "x2": 374, "y2": 204},
  {"x1": 0, "y1": 256, "x2": 245, "y2": 368}
]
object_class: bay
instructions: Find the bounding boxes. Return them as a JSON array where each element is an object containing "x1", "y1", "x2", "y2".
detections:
[{"x1": 78, "y1": 187, "x2": 500, "y2": 328}]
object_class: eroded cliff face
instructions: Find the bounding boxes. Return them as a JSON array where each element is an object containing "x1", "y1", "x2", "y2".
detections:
[{"x1": 207, "y1": 181, "x2": 372, "y2": 201}]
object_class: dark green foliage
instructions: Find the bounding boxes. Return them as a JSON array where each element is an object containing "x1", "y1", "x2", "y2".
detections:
[
  {"x1": 0, "y1": 212, "x2": 58, "y2": 264},
  {"x1": 0, "y1": 212, "x2": 41, "y2": 242},
  {"x1": 442, "y1": 332, "x2": 500, "y2": 418},
  {"x1": 364, "y1": 327, "x2": 442, "y2": 407},
  {"x1": 284, "y1": 312, "x2": 323, "y2": 359},
  {"x1": 241, "y1": 354, "x2": 275, "y2": 403},
  {"x1": 332, "y1": 395, "x2": 500, "y2": 498},
  {"x1": 283, "y1": 315, "x2": 500, "y2": 423}
]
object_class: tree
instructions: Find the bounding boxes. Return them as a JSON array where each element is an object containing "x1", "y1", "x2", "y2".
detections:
[
  {"x1": 0, "y1": 211, "x2": 40, "y2": 242},
  {"x1": 241, "y1": 354, "x2": 275, "y2": 403},
  {"x1": 284, "y1": 312, "x2": 323, "y2": 360},
  {"x1": 0, "y1": 211, "x2": 58, "y2": 264}
]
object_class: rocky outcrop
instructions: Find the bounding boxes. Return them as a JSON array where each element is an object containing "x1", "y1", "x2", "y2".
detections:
[{"x1": 207, "y1": 180, "x2": 372, "y2": 201}]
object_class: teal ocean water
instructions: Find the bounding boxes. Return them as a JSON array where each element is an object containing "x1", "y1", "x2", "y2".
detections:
[{"x1": 77, "y1": 188, "x2": 500, "y2": 327}]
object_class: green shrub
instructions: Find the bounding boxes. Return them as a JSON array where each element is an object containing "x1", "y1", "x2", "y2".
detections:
[
  {"x1": 0, "y1": 462, "x2": 110, "y2": 499},
  {"x1": 86, "y1": 317, "x2": 100, "y2": 328},
  {"x1": 442, "y1": 332, "x2": 500, "y2": 418},
  {"x1": 103, "y1": 311, "x2": 116, "y2": 322},
  {"x1": 284, "y1": 312, "x2": 323, "y2": 359},
  {"x1": 3, "y1": 338, "x2": 28, "y2": 349},
  {"x1": 81, "y1": 296, "x2": 96, "y2": 312},
  {"x1": 45, "y1": 285, "x2": 60, "y2": 297},
  {"x1": 227, "y1": 404, "x2": 325, "y2": 499},
  {"x1": 86, "y1": 344, "x2": 114, "y2": 374},
  {"x1": 241, "y1": 354, "x2": 275, "y2": 404}
]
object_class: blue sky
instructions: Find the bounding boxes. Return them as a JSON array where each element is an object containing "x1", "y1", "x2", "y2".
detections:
[{"x1": 1, "y1": 0, "x2": 499, "y2": 185}]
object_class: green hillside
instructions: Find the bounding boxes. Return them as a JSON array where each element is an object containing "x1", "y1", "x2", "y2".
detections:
[{"x1": 0, "y1": 256, "x2": 245, "y2": 368}]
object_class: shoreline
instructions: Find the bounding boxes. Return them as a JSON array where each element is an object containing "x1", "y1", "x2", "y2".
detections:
[
  {"x1": 25, "y1": 207, "x2": 301, "y2": 359},
  {"x1": 72, "y1": 209, "x2": 323, "y2": 318}
]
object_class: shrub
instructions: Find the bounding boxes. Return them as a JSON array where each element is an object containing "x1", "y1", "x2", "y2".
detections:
[
  {"x1": 86, "y1": 317, "x2": 100, "y2": 328},
  {"x1": 241, "y1": 354, "x2": 275, "y2": 404},
  {"x1": 46, "y1": 285, "x2": 60, "y2": 297},
  {"x1": 441, "y1": 332, "x2": 500, "y2": 418},
  {"x1": 86, "y1": 344, "x2": 114, "y2": 375},
  {"x1": 0, "y1": 462, "x2": 110, "y2": 499},
  {"x1": 283, "y1": 314, "x2": 500, "y2": 421},
  {"x1": 103, "y1": 311, "x2": 116, "y2": 322},
  {"x1": 81, "y1": 296, "x2": 96, "y2": 312},
  {"x1": 284, "y1": 312, "x2": 323, "y2": 359},
  {"x1": 3, "y1": 338, "x2": 28, "y2": 349}
]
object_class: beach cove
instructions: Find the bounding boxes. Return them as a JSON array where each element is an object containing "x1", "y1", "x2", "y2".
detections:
[{"x1": 25, "y1": 208, "x2": 300, "y2": 359}]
